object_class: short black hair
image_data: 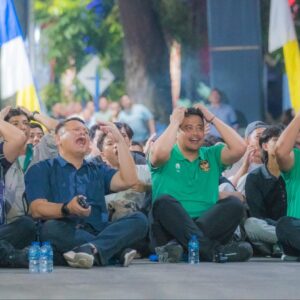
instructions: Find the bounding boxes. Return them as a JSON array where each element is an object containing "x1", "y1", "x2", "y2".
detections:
[
  {"x1": 97, "y1": 132, "x2": 107, "y2": 151},
  {"x1": 203, "y1": 134, "x2": 224, "y2": 147},
  {"x1": 211, "y1": 87, "x2": 221, "y2": 95},
  {"x1": 4, "y1": 108, "x2": 29, "y2": 122},
  {"x1": 259, "y1": 125, "x2": 283, "y2": 163},
  {"x1": 55, "y1": 117, "x2": 86, "y2": 134},
  {"x1": 30, "y1": 122, "x2": 44, "y2": 133},
  {"x1": 114, "y1": 122, "x2": 134, "y2": 140},
  {"x1": 89, "y1": 124, "x2": 101, "y2": 140},
  {"x1": 184, "y1": 107, "x2": 204, "y2": 122},
  {"x1": 131, "y1": 140, "x2": 143, "y2": 147},
  {"x1": 97, "y1": 122, "x2": 134, "y2": 151},
  {"x1": 131, "y1": 140, "x2": 144, "y2": 152}
]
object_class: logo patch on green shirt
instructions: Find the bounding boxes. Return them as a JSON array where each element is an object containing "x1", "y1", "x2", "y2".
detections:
[{"x1": 199, "y1": 159, "x2": 210, "y2": 172}]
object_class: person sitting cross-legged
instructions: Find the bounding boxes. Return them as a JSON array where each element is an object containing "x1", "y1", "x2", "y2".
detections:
[
  {"x1": 244, "y1": 125, "x2": 286, "y2": 257},
  {"x1": 0, "y1": 106, "x2": 36, "y2": 268},
  {"x1": 275, "y1": 111, "x2": 300, "y2": 261},
  {"x1": 25, "y1": 118, "x2": 148, "y2": 268},
  {"x1": 149, "y1": 105, "x2": 253, "y2": 263}
]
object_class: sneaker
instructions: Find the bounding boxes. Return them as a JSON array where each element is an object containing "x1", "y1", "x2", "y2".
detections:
[
  {"x1": 63, "y1": 244, "x2": 95, "y2": 269},
  {"x1": 272, "y1": 244, "x2": 283, "y2": 258},
  {"x1": 0, "y1": 240, "x2": 28, "y2": 268},
  {"x1": 216, "y1": 241, "x2": 253, "y2": 262},
  {"x1": 119, "y1": 248, "x2": 137, "y2": 267},
  {"x1": 155, "y1": 241, "x2": 183, "y2": 263},
  {"x1": 281, "y1": 254, "x2": 300, "y2": 262}
]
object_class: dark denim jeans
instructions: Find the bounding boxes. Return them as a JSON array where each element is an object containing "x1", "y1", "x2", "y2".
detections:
[
  {"x1": 0, "y1": 216, "x2": 36, "y2": 249},
  {"x1": 40, "y1": 212, "x2": 148, "y2": 266},
  {"x1": 276, "y1": 216, "x2": 300, "y2": 256}
]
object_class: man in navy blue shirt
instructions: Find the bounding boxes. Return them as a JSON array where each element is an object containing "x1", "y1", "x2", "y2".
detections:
[{"x1": 25, "y1": 117, "x2": 148, "y2": 268}]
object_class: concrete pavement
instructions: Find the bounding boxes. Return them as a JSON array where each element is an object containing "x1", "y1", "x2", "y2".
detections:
[{"x1": 0, "y1": 258, "x2": 299, "y2": 299}]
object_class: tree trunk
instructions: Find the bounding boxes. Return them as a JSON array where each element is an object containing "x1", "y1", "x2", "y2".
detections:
[
  {"x1": 118, "y1": 0, "x2": 172, "y2": 124},
  {"x1": 180, "y1": 0, "x2": 208, "y2": 102}
]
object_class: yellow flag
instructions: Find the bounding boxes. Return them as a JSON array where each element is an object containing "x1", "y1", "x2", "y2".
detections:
[{"x1": 269, "y1": 0, "x2": 300, "y2": 112}]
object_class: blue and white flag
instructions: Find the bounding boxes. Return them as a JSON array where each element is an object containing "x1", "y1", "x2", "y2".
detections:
[{"x1": 0, "y1": 0, "x2": 40, "y2": 111}]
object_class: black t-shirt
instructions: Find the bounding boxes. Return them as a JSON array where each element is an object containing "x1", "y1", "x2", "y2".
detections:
[{"x1": 245, "y1": 164, "x2": 287, "y2": 223}]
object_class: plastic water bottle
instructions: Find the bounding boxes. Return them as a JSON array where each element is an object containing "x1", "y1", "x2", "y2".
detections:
[
  {"x1": 45, "y1": 241, "x2": 53, "y2": 273},
  {"x1": 39, "y1": 242, "x2": 48, "y2": 273},
  {"x1": 28, "y1": 242, "x2": 40, "y2": 273},
  {"x1": 188, "y1": 235, "x2": 200, "y2": 264}
]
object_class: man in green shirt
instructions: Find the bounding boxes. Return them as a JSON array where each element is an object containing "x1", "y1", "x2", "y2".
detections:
[
  {"x1": 275, "y1": 110, "x2": 300, "y2": 261},
  {"x1": 149, "y1": 105, "x2": 253, "y2": 262}
]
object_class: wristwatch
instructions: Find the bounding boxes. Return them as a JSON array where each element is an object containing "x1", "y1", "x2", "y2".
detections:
[{"x1": 61, "y1": 203, "x2": 70, "y2": 217}]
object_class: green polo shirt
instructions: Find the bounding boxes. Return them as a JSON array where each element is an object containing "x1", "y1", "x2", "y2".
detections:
[
  {"x1": 149, "y1": 143, "x2": 225, "y2": 218},
  {"x1": 281, "y1": 148, "x2": 300, "y2": 218}
]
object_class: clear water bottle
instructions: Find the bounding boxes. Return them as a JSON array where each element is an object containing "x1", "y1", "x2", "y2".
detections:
[
  {"x1": 44, "y1": 241, "x2": 53, "y2": 273},
  {"x1": 188, "y1": 235, "x2": 200, "y2": 264},
  {"x1": 28, "y1": 242, "x2": 40, "y2": 273},
  {"x1": 39, "y1": 242, "x2": 48, "y2": 273}
]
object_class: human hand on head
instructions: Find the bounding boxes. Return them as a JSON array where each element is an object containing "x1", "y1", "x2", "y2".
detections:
[
  {"x1": 193, "y1": 103, "x2": 214, "y2": 123},
  {"x1": 170, "y1": 106, "x2": 186, "y2": 126},
  {"x1": 98, "y1": 121, "x2": 123, "y2": 143},
  {"x1": 18, "y1": 106, "x2": 32, "y2": 118},
  {"x1": 0, "y1": 106, "x2": 12, "y2": 120}
]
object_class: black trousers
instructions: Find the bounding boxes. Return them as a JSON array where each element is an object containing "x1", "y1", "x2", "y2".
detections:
[
  {"x1": 276, "y1": 216, "x2": 300, "y2": 256},
  {"x1": 150, "y1": 195, "x2": 244, "y2": 261},
  {"x1": 0, "y1": 216, "x2": 36, "y2": 249}
]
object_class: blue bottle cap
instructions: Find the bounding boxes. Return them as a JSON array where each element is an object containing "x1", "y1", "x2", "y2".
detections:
[{"x1": 149, "y1": 254, "x2": 158, "y2": 262}]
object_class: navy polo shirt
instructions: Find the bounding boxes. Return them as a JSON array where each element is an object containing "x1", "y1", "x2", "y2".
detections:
[{"x1": 25, "y1": 155, "x2": 117, "y2": 231}]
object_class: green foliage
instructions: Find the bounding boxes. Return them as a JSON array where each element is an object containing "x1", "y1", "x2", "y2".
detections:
[
  {"x1": 153, "y1": 0, "x2": 189, "y2": 44},
  {"x1": 40, "y1": 82, "x2": 63, "y2": 111},
  {"x1": 153, "y1": 0, "x2": 204, "y2": 49},
  {"x1": 35, "y1": 0, "x2": 124, "y2": 106},
  {"x1": 35, "y1": 0, "x2": 99, "y2": 74}
]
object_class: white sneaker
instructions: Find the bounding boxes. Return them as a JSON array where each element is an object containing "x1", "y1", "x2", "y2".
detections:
[
  {"x1": 120, "y1": 249, "x2": 137, "y2": 267},
  {"x1": 281, "y1": 254, "x2": 299, "y2": 261},
  {"x1": 63, "y1": 244, "x2": 95, "y2": 269}
]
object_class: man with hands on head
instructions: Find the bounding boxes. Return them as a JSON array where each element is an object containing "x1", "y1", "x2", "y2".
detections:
[
  {"x1": 25, "y1": 117, "x2": 148, "y2": 268},
  {"x1": 2, "y1": 106, "x2": 58, "y2": 224},
  {"x1": 275, "y1": 111, "x2": 300, "y2": 261},
  {"x1": 0, "y1": 106, "x2": 37, "y2": 268},
  {"x1": 149, "y1": 105, "x2": 253, "y2": 262}
]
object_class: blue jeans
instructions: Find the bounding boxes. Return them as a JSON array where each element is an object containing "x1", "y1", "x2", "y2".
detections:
[
  {"x1": 40, "y1": 212, "x2": 148, "y2": 266},
  {"x1": 0, "y1": 216, "x2": 36, "y2": 249}
]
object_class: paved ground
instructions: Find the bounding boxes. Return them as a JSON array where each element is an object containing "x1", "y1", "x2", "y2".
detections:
[{"x1": 0, "y1": 257, "x2": 299, "y2": 299}]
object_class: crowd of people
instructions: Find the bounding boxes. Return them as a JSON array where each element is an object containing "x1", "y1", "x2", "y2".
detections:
[{"x1": 0, "y1": 90, "x2": 300, "y2": 269}]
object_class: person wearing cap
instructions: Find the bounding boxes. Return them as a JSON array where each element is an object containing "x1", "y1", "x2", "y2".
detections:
[
  {"x1": 275, "y1": 111, "x2": 300, "y2": 261},
  {"x1": 224, "y1": 121, "x2": 269, "y2": 192}
]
